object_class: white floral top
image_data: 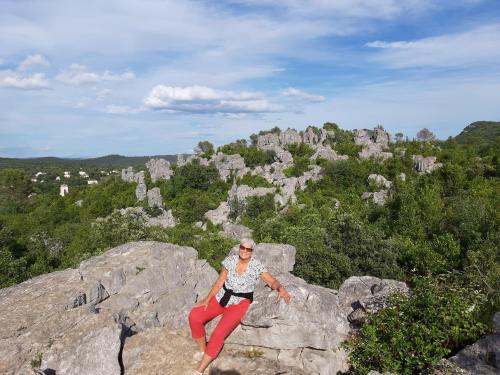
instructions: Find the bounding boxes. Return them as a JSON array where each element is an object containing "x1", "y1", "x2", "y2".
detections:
[{"x1": 215, "y1": 254, "x2": 267, "y2": 306}]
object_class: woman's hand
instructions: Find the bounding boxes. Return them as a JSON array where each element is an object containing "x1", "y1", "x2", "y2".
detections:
[
  {"x1": 276, "y1": 287, "x2": 291, "y2": 304},
  {"x1": 194, "y1": 297, "x2": 210, "y2": 310}
]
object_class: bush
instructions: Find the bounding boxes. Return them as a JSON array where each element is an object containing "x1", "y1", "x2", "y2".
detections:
[{"x1": 346, "y1": 274, "x2": 488, "y2": 375}]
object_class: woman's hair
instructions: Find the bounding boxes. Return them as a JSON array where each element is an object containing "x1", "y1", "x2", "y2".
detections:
[{"x1": 240, "y1": 238, "x2": 256, "y2": 249}]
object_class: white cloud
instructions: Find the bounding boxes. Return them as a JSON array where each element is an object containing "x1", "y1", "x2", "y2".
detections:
[
  {"x1": 0, "y1": 71, "x2": 50, "y2": 89},
  {"x1": 56, "y1": 64, "x2": 135, "y2": 85},
  {"x1": 366, "y1": 23, "x2": 500, "y2": 68},
  {"x1": 143, "y1": 85, "x2": 281, "y2": 114},
  {"x1": 281, "y1": 87, "x2": 325, "y2": 102},
  {"x1": 18, "y1": 54, "x2": 50, "y2": 71},
  {"x1": 103, "y1": 104, "x2": 143, "y2": 114},
  {"x1": 96, "y1": 88, "x2": 112, "y2": 100}
]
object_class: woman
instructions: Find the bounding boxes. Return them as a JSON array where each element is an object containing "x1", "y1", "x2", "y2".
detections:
[{"x1": 188, "y1": 238, "x2": 291, "y2": 374}]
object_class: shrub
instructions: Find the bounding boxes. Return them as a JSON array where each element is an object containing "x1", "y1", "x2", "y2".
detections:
[{"x1": 346, "y1": 274, "x2": 487, "y2": 375}]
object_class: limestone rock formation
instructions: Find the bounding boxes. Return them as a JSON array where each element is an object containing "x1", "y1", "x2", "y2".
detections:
[
  {"x1": 0, "y1": 241, "x2": 408, "y2": 375},
  {"x1": 302, "y1": 127, "x2": 319, "y2": 145},
  {"x1": 177, "y1": 154, "x2": 209, "y2": 167},
  {"x1": 204, "y1": 202, "x2": 230, "y2": 225},
  {"x1": 413, "y1": 155, "x2": 443, "y2": 174},
  {"x1": 119, "y1": 207, "x2": 178, "y2": 229},
  {"x1": 211, "y1": 152, "x2": 247, "y2": 181},
  {"x1": 362, "y1": 190, "x2": 389, "y2": 206},
  {"x1": 147, "y1": 187, "x2": 163, "y2": 208},
  {"x1": 355, "y1": 128, "x2": 393, "y2": 160},
  {"x1": 219, "y1": 222, "x2": 253, "y2": 240},
  {"x1": 450, "y1": 312, "x2": 500, "y2": 375},
  {"x1": 368, "y1": 174, "x2": 392, "y2": 189},
  {"x1": 257, "y1": 132, "x2": 280, "y2": 150},
  {"x1": 228, "y1": 184, "x2": 277, "y2": 207},
  {"x1": 121, "y1": 166, "x2": 135, "y2": 182},
  {"x1": 279, "y1": 128, "x2": 302, "y2": 146},
  {"x1": 145, "y1": 158, "x2": 173, "y2": 182},
  {"x1": 311, "y1": 144, "x2": 348, "y2": 162},
  {"x1": 134, "y1": 171, "x2": 147, "y2": 201}
]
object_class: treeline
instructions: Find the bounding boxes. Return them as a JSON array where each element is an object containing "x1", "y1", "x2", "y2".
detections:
[{"x1": 0, "y1": 122, "x2": 499, "y2": 374}]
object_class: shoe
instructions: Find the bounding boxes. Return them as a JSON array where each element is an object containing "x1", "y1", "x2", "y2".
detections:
[
  {"x1": 192, "y1": 351, "x2": 204, "y2": 362},
  {"x1": 191, "y1": 371, "x2": 203, "y2": 375}
]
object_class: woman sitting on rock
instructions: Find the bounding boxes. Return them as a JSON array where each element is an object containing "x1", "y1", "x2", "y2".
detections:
[{"x1": 188, "y1": 238, "x2": 291, "y2": 375}]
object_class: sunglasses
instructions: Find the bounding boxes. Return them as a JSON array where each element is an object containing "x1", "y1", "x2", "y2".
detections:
[{"x1": 239, "y1": 244, "x2": 253, "y2": 252}]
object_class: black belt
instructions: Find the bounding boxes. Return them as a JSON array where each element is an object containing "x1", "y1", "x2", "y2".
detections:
[{"x1": 219, "y1": 283, "x2": 254, "y2": 307}]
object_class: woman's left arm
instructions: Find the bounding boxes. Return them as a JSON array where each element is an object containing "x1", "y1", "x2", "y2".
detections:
[{"x1": 260, "y1": 272, "x2": 291, "y2": 304}]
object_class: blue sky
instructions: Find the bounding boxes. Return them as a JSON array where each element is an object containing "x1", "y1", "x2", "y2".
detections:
[{"x1": 1, "y1": 0, "x2": 499, "y2": 158}]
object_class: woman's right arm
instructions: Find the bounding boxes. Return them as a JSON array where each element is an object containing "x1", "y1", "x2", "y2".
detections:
[{"x1": 194, "y1": 267, "x2": 228, "y2": 310}]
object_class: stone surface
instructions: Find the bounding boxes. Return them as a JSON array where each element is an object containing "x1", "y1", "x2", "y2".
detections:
[
  {"x1": 355, "y1": 128, "x2": 393, "y2": 160},
  {"x1": 121, "y1": 166, "x2": 135, "y2": 182},
  {"x1": 302, "y1": 127, "x2": 319, "y2": 145},
  {"x1": 279, "y1": 128, "x2": 302, "y2": 146},
  {"x1": 0, "y1": 240, "x2": 409, "y2": 375},
  {"x1": 120, "y1": 206, "x2": 178, "y2": 228},
  {"x1": 204, "y1": 201, "x2": 230, "y2": 225},
  {"x1": 257, "y1": 133, "x2": 280, "y2": 150},
  {"x1": 211, "y1": 152, "x2": 246, "y2": 181},
  {"x1": 362, "y1": 190, "x2": 389, "y2": 205},
  {"x1": 177, "y1": 154, "x2": 209, "y2": 167},
  {"x1": 368, "y1": 174, "x2": 392, "y2": 189},
  {"x1": 310, "y1": 144, "x2": 348, "y2": 162},
  {"x1": 134, "y1": 171, "x2": 147, "y2": 201},
  {"x1": 413, "y1": 155, "x2": 443, "y2": 174},
  {"x1": 228, "y1": 184, "x2": 277, "y2": 207},
  {"x1": 219, "y1": 222, "x2": 253, "y2": 240},
  {"x1": 450, "y1": 312, "x2": 500, "y2": 375},
  {"x1": 145, "y1": 158, "x2": 173, "y2": 182},
  {"x1": 147, "y1": 187, "x2": 163, "y2": 208}
]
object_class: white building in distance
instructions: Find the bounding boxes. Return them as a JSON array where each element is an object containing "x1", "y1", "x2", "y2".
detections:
[
  {"x1": 79, "y1": 171, "x2": 89, "y2": 178},
  {"x1": 64, "y1": 171, "x2": 71, "y2": 178},
  {"x1": 87, "y1": 180, "x2": 98, "y2": 185},
  {"x1": 60, "y1": 184, "x2": 69, "y2": 197}
]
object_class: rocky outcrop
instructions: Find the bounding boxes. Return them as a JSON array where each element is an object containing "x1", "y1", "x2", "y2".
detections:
[
  {"x1": 228, "y1": 184, "x2": 277, "y2": 207},
  {"x1": 204, "y1": 202, "x2": 230, "y2": 225},
  {"x1": 146, "y1": 187, "x2": 163, "y2": 208},
  {"x1": 0, "y1": 241, "x2": 408, "y2": 375},
  {"x1": 119, "y1": 207, "x2": 178, "y2": 228},
  {"x1": 450, "y1": 312, "x2": 500, "y2": 375},
  {"x1": 145, "y1": 158, "x2": 173, "y2": 182},
  {"x1": 211, "y1": 152, "x2": 247, "y2": 181},
  {"x1": 310, "y1": 144, "x2": 348, "y2": 162},
  {"x1": 218, "y1": 222, "x2": 253, "y2": 240},
  {"x1": 355, "y1": 128, "x2": 393, "y2": 160},
  {"x1": 368, "y1": 174, "x2": 392, "y2": 189},
  {"x1": 121, "y1": 166, "x2": 135, "y2": 182},
  {"x1": 177, "y1": 154, "x2": 210, "y2": 167},
  {"x1": 134, "y1": 171, "x2": 147, "y2": 201},
  {"x1": 362, "y1": 190, "x2": 389, "y2": 206},
  {"x1": 413, "y1": 155, "x2": 443, "y2": 174},
  {"x1": 257, "y1": 132, "x2": 280, "y2": 150},
  {"x1": 279, "y1": 128, "x2": 302, "y2": 146},
  {"x1": 338, "y1": 276, "x2": 408, "y2": 325}
]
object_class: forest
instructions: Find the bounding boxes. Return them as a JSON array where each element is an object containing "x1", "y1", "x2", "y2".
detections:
[{"x1": 1, "y1": 121, "x2": 498, "y2": 374}]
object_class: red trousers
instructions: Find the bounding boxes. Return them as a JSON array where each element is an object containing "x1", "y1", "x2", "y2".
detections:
[{"x1": 188, "y1": 296, "x2": 250, "y2": 358}]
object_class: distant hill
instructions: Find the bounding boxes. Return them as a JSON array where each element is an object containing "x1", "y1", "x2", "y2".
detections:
[
  {"x1": 454, "y1": 121, "x2": 500, "y2": 146},
  {"x1": 0, "y1": 154, "x2": 181, "y2": 170}
]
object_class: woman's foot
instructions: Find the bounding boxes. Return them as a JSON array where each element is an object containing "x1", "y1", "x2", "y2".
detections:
[{"x1": 191, "y1": 371, "x2": 203, "y2": 375}]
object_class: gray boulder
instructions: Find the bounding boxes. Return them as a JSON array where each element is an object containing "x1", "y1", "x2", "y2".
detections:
[
  {"x1": 257, "y1": 133, "x2": 280, "y2": 150},
  {"x1": 302, "y1": 127, "x2": 319, "y2": 145},
  {"x1": 362, "y1": 190, "x2": 389, "y2": 205},
  {"x1": 413, "y1": 155, "x2": 443, "y2": 174},
  {"x1": 145, "y1": 158, "x2": 173, "y2": 182},
  {"x1": 211, "y1": 152, "x2": 246, "y2": 181},
  {"x1": 219, "y1": 222, "x2": 253, "y2": 240},
  {"x1": 147, "y1": 187, "x2": 163, "y2": 208},
  {"x1": 228, "y1": 184, "x2": 277, "y2": 207},
  {"x1": 279, "y1": 128, "x2": 302, "y2": 146},
  {"x1": 204, "y1": 201, "x2": 230, "y2": 225},
  {"x1": 121, "y1": 166, "x2": 135, "y2": 182},
  {"x1": 134, "y1": 171, "x2": 147, "y2": 201},
  {"x1": 450, "y1": 312, "x2": 500, "y2": 375},
  {"x1": 311, "y1": 144, "x2": 348, "y2": 161},
  {"x1": 176, "y1": 154, "x2": 209, "y2": 167},
  {"x1": 368, "y1": 174, "x2": 392, "y2": 189}
]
